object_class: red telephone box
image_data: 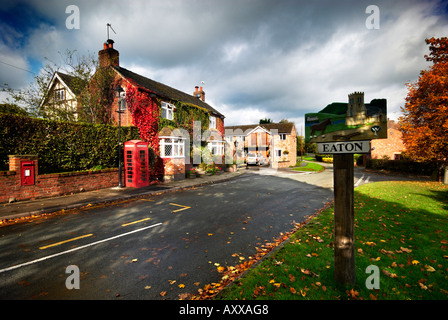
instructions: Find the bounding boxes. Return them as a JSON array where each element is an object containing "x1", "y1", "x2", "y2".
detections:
[
  {"x1": 21, "y1": 160, "x2": 35, "y2": 186},
  {"x1": 124, "y1": 140, "x2": 150, "y2": 188}
]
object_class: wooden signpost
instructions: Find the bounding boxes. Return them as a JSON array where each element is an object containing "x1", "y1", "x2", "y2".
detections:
[{"x1": 305, "y1": 92, "x2": 387, "y2": 286}]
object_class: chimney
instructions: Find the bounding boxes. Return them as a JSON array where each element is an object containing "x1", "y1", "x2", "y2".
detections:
[
  {"x1": 99, "y1": 39, "x2": 119, "y2": 68},
  {"x1": 193, "y1": 85, "x2": 205, "y2": 101}
]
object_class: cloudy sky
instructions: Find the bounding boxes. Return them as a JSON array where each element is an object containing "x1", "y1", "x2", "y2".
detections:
[{"x1": 1, "y1": 0, "x2": 447, "y2": 128}]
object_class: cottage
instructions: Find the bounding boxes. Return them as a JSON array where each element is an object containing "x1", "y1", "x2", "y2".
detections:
[
  {"x1": 43, "y1": 38, "x2": 226, "y2": 182},
  {"x1": 40, "y1": 71, "x2": 82, "y2": 121},
  {"x1": 225, "y1": 122, "x2": 297, "y2": 168}
]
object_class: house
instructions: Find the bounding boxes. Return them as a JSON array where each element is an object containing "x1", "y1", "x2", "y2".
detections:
[
  {"x1": 225, "y1": 122, "x2": 297, "y2": 168},
  {"x1": 43, "y1": 38, "x2": 226, "y2": 182},
  {"x1": 40, "y1": 71, "x2": 82, "y2": 121},
  {"x1": 370, "y1": 119, "x2": 405, "y2": 160}
]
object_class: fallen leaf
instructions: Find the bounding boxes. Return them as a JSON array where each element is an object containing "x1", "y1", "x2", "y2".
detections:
[
  {"x1": 400, "y1": 247, "x2": 412, "y2": 253},
  {"x1": 168, "y1": 280, "x2": 176, "y2": 285},
  {"x1": 144, "y1": 286, "x2": 151, "y2": 290},
  {"x1": 160, "y1": 291, "x2": 167, "y2": 296},
  {"x1": 412, "y1": 260, "x2": 420, "y2": 265},
  {"x1": 290, "y1": 287, "x2": 297, "y2": 294},
  {"x1": 419, "y1": 282, "x2": 428, "y2": 290},
  {"x1": 178, "y1": 284, "x2": 185, "y2": 288},
  {"x1": 424, "y1": 265, "x2": 436, "y2": 272}
]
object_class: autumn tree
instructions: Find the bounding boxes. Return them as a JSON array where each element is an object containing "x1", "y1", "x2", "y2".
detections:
[{"x1": 399, "y1": 37, "x2": 448, "y2": 180}]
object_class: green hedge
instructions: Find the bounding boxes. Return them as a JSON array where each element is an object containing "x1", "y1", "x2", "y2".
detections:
[
  {"x1": 365, "y1": 158, "x2": 439, "y2": 176},
  {"x1": 0, "y1": 114, "x2": 140, "y2": 174}
]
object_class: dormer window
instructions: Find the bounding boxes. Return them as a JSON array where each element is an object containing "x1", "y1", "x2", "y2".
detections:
[
  {"x1": 161, "y1": 102, "x2": 174, "y2": 120},
  {"x1": 54, "y1": 89, "x2": 65, "y2": 101}
]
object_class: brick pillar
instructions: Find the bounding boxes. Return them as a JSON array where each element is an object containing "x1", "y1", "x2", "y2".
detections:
[{"x1": 8, "y1": 155, "x2": 38, "y2": 176}]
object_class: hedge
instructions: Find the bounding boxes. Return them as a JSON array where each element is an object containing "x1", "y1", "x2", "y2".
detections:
[
  {"x1": 365, "y1": 158, "x2": 439, "y2": 176},
  {"x1": 0, "y1": 114, "x2": 140, "y2": 174}
]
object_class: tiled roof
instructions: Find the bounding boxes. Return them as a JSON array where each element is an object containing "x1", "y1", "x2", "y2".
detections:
[
  {"x1": 113, "y1": 66, "x2": 224, "y2": 118},
  {"x1": 55, "y1": 71, "x2": 86, "y2": 95},
  {"x1": 225, "y1": 122, "x2": 296, "y2": 135}
]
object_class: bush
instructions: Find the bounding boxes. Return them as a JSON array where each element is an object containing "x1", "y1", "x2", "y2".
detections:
[
  {"x1": 0, "y1": 114, "x2": 140, "y2": 174},
  {"x1": 365, "y1": 159, "x2": 439, "y2": 176}
]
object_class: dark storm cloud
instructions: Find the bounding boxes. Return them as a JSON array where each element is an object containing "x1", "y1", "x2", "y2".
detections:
[{"x1": 1, "y1": 0, "x2": 447, "y2": 125}]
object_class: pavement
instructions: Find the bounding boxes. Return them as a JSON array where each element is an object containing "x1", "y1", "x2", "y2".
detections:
[{"x1": 0, "y1": 169, "x2": 249, "y2": 221}]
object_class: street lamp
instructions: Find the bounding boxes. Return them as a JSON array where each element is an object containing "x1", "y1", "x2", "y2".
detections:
[{"x1": 114, "y1": 85, "x2": 126, "y2": 188}]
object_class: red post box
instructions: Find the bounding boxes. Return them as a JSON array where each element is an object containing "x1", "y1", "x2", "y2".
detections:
[
  {"x1": 21, "y1": 160, "x2": 35, "y2": 186},
  {"x1": 124, "y1": 140, "x2": 150, "y2": 188}
]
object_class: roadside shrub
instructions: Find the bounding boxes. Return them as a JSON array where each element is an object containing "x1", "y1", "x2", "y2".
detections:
[
  {"x1": 365, "y1": 158, "x2": 439, "y2": 176},
  {"x1": 0, "y1": 114, "x2": 140, "y2": 174}
]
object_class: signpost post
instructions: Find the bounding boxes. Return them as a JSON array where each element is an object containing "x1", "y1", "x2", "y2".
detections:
[
  {"x1": 305, "y1": 92, "x2": 387, "y2": 287},
  {"x1": 333, "y1": 153, "x2": 355, "y2": 285}
]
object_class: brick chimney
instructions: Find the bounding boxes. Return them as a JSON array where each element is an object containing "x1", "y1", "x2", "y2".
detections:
[
  {"x1": 193, "y1": 85, "x2": 205, "y2": 101},
  {"x1": 99, "y1": 39, "x2": 119, "y2": 68}
]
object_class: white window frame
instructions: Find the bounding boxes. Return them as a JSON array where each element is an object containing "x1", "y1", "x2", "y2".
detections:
[
  {"x1": 275, "y1": 149, "x2": 282, "y2": 158},
  {"x1": 159, "y1": 136, "x2": 185, "y2": 158},
  {"x1": 279, "y1": 133, "x2": 287, "y2": 140},
  {"x1": 54, "y1": 89, "x2": 65, "y2": 101},
  {"x1": 161, "y1": 102, "x2": 174, "y2": 120},
  {"x1": 207, "y1": 141, "x2": 225, "y2": 156},
  {"x1": 209, "y1": 116, "x2": 216, "y2": 129}
]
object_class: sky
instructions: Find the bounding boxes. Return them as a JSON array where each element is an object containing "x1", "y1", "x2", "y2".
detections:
[{"x1": 1, "y1": 0, "x2": 447, "y2": 129}]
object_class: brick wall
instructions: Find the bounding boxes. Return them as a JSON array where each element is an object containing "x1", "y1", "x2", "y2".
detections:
[
  {"x1": 371, "y1": 120, "x2": 405, "y2": 160},
  {"x1": 0, "y1": 167, "x2": 121, "y2": 204}
]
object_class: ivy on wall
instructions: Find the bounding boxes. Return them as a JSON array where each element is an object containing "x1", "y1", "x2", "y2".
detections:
[{"x1": 125, "y1": 81, "x2": 224, "y2": 178}]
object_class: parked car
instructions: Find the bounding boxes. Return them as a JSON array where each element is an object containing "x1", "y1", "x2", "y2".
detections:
[{"x1": 246, "y1": 152, "x2": 268, "y2": 165}]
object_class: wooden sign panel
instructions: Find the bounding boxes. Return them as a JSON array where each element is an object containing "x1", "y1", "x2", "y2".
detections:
[
  {"x1": 305, "y1": 92, "x2": 387, "y2": 143},
  {"x1": 317, "y1": 140, "x2": 370, "y2": 154}
]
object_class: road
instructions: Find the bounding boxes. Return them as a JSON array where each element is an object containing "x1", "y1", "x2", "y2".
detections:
[{"x1": 0, "y1": 165, "x2": 421, "y2": 300}]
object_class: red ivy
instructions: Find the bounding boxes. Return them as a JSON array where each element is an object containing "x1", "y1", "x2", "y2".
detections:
[{"x1": 125, "y1": 84, "x2": 164, "y2": 179}]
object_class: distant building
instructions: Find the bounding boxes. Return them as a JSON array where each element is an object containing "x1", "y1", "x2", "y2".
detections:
[
  {"x1": 225, "y1": 122, "x2": 297, "y2": 168},
  {"x1": 370, "y1": 119, "x2": 405, "y2": 160},
  {"x1": 40, "y1": 71, "x2": 81, "y2": 120}
]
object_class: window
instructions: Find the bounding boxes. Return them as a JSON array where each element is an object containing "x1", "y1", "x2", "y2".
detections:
[
  {"x1": 161, "y1": 102, "x2": 174, "y2": 120},
  {"x1": 279, "y1": 134, "x2": 287, "y2": 140},
  {"x1": 160, "y1": 137, "x2": 184, "y2": 158},
  {"x1": 54, "y1": 89, "x2": 65, "y2": 101},
  {"x1": 275, "y1": 149, "x2": 282, "y2": 158},
  {"x1": 209, "y1": 116, "x2": 216, "y2": 129},
  {"x1": 207, "y1": 141, "x2": 224, "y2": 155}
]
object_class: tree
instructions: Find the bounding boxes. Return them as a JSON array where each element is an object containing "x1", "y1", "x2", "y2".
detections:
[
  {"x1": 259, "y1": 118, "x2": 272, "y2": 124},
  {"x1": 3, "y1": 49, "x2": 112, "y2": 124},
  {"x1": 399, "y1": 37, "x2": 448, "y2": 180}
]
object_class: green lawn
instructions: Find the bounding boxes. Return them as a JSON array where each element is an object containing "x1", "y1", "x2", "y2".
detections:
[
  {"x1": 292, "y1": 161, "x2": 325, "y2": 172},
  {"x1": 214, "y1": 181, "x2": 448, "y2": 300}
]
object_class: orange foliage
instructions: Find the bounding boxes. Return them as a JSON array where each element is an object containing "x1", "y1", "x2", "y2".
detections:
[{"x1": 399, "y1": 37, "x2": 448, "y2": 164}]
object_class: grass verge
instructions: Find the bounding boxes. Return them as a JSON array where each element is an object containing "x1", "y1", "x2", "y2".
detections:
[
  {"x1": 214, "y1": 181, "x2": 448, "y2": 300},
  {"x1": 292, "y1": 162, "x2": 325, "y2": 172}
]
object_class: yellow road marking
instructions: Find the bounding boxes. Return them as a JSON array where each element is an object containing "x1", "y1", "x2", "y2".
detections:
[
  {"x1": 39, "y1": 234, "x2": 93, "y2": 250},
  {"x1": 139, "y1": 199, "x2": 155, "y2": 202},
  {"x1": 169, "y1": 203, "x2": 191, "y2": 213},
  {"x1": 121, "y1": 217, "x2": 151, "y2": 227}
]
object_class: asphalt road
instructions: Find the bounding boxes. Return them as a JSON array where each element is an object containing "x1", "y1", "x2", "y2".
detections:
[
  {"x1": 0, "y1": 165, "x2": 422, "y2": 300},
  {"x1": 0, "y1": 171, "x2": 335, "y2": 300}
]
